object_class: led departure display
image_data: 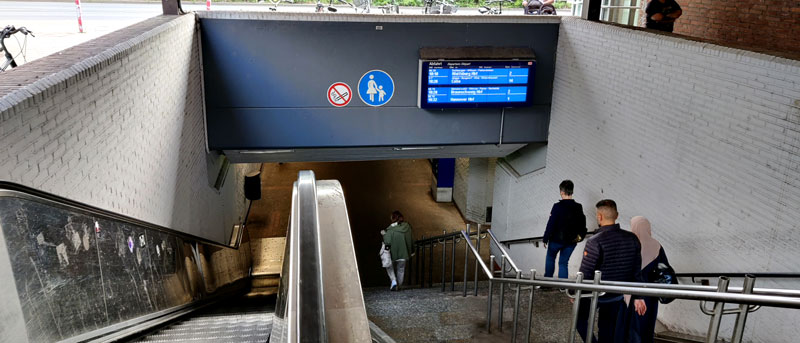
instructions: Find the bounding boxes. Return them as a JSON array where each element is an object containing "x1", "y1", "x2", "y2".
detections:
[{"x1": 418, "y1": 60, "x2": 536, "y2": 108}]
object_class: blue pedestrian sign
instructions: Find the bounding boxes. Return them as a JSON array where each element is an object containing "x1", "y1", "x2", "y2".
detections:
[{"x1": 358, "y1": 70, "x2": 395, "y2": 107}]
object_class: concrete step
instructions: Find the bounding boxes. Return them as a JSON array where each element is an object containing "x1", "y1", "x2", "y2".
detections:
[
  {"x1": 251, "y1": 274, "x2": 280, "y2": 288},
  {"x1": 249, "y1": 274, "x2": 280, "y2": 296},
  {"x1": 655, "y1": 331, "x2": 707, "y2": 343}
]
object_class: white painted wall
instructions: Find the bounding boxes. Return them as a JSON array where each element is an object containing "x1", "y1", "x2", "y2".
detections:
[
  {"x1": 454, "y1": 157, "x2": 497, "y2": 223},
  {"x1": 491, "y1": 17, "x2": 800, "y2": 342},
  {"x1": 0, "y1": 15, "x2": 258, "y2": 243},
  {"x1": 454, "y1": 157, "x2": 469, "y2": 218}
]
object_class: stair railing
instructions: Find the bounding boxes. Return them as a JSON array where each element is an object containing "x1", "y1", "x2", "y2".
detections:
[
  {"x1": 413, "y1": 224, "x2": 800, "y2": 343},
  {"x1": 412, "y1": 224, "x2": 521, "y2": 294}
]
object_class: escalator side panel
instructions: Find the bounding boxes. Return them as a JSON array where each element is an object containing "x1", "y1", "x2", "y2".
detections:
[
  {"x1": 0, "y1": 190, "x2": 249, "y2": 342},
  {"x1": 316, "y1": 180, "x2": 371, "y2": 343}
]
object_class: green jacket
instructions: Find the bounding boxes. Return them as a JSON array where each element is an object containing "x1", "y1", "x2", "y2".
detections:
[{"x1": 383, "y1": 222, "x2": 414, "y2": 261}]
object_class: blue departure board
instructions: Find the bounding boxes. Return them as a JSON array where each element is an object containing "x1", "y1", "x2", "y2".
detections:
[{"x1": 418, "y1": 60, "x2": 536, "y2": 108}]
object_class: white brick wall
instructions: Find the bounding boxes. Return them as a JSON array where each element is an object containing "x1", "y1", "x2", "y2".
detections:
[
  {"x1": 454, "y1": 157, "x2": 497, "y2": 224},
  {"x1": 492, "y1": 18, "x2": 800, "y2": 342},
  {"x1": 0, "y1": 15, "x2": 258, "y2": 243},
  {"x1": 453, "y1": 157, "x2": 469, "y2": 218}
]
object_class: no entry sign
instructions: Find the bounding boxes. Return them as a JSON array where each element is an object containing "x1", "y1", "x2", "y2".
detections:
[{"x1": 328, "y1": 82, "x2": 352, "y2": 107}]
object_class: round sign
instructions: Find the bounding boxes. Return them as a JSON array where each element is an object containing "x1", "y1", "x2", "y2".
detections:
[
  {"x1": 358, "y1": 70, "x2": 395, "y2": 107},
  {"x1": 327, "y1": 82, "x2": 352, "y2": 107}
]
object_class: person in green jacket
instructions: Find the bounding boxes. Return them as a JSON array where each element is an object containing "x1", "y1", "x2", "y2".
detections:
[{"x1": 382, "y1": 210, "x2": 414, "y2": 291}]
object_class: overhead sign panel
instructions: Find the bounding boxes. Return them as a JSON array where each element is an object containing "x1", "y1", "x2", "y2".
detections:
[{"x1": 418, "y1": 60, "x2": 536, "y2": 109}]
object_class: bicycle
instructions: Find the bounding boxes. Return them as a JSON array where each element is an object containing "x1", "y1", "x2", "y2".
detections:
[
  {"x1": 376, "y1": 0, "x2": 400, "y2": 14},
  {"x1": 267, "y1": 0, "x2": 295, "y2": 11},
  {"x1": 315, "y1": 0, "x2": 370, "y2": 13},
  {"x1": 479, "y1": 0, "x2": 513, "y2": 14},
  {"x1": 523, "y1": 0, "x2": 557, "y2": 15},
  {"x1": 1, "y1": 25, "x2": 34, "y2": 72},
  {"x1": 423, "y1": 0, "x2": 458, "y2": 14}
]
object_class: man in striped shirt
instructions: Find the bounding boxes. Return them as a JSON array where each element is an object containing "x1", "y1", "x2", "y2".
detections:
[{"x1": 576, "y1": 199, "x2": 647, "y2": 342}]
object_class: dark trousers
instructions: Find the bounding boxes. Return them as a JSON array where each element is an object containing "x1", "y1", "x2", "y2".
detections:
[
  {"x1": 628, "y1": 297, "x2": 659, "y2": 343},
  {"x1": 576, "y1": 296, "x2": 627, "y2": 343}
]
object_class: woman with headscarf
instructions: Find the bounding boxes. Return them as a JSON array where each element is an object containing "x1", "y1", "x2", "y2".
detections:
[{"x1": 627, "y1": 216, "x2": 672, "y2": 343}]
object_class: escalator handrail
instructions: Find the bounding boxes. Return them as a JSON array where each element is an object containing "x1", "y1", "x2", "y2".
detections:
[
  {"x1": 273, "y1": 171, "x2": 327, "y2": 343},
  {"x1": 296, "y1": 171, "x2": 327, "y2": 342},
  {"x1": 0, "y1": 181, "x2": 240, "y2": 250}
]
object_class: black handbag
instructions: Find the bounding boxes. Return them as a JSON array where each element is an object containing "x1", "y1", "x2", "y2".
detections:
[{"x1": 649, "y1": 262, "x2": 678, "y2": 304}]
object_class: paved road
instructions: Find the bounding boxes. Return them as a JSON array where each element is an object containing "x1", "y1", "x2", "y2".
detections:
[{"x1": 0, "y1": 1, "x2": 547, "y2": 66}]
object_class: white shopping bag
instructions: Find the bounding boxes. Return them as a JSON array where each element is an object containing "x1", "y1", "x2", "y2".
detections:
[{"x1": 379, "y1": 243, "x2": 393, "y2": 268}]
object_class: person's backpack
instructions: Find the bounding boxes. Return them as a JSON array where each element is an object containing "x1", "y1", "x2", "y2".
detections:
[{"x1": 649, "y1": 262, "x2": 678, "y2": 304}]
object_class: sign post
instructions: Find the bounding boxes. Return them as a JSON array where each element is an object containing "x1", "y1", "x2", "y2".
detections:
[{"x1": 75, "y1": 0, "x2": 84, "y2": 33}]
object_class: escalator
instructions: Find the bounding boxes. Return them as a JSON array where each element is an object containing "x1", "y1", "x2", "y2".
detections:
[
  {"x1": 131, "y1": 295, "x2": 275, "y2": 343},
  {"x1": 131, "y1": 171, "x2": 371, "y2": 343},
  {"x1": 0, "y1": 171, "x2": 372, "y2": 343}
]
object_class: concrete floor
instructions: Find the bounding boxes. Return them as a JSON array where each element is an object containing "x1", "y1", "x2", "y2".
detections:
[
  {"x1": 246, "y1": 160, "x2": 468, "y2": 286},
  {"x1": 364, "y1": 282, "x2": 575, "y2": 343}
]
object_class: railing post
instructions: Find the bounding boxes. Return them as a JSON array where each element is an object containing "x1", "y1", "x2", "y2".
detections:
[
  {"x1": 487, "y1": 255, "x2": 495, "y2": 334},
  {"x1": 475, "y1": 223, "x2": 481, "y2": 296},
  {"x1": 428, "y1": 240, "x2": 434, "y2": 288},
  {"x1": 731, "y1": 275, "x2": 756, "y2": 343},
  {"x1": 568, "y1": 272, "x2": 584, "y2": 343},
  {"x1": 706, "y1": 276, "x2": 730, "y2": 343},
  {"x1": 585, "y1": 271, "x2": 602, "y2": 343},
  {"x1": 463, "y1": 232, "x2": 469, "y2": 297},
  {"x1": 413, "y1": 243, "x2": 419, "y2": 286},
  {"x1": 451, "y1": 234, "x2": 456, "y2": 291},
  {"x1": 441, "y1": 230, "x2": 447, "y2": 292},
  {"x1": 512, "y1": 270, "x2": 522, "y2": 342},
  {"x1": 498, "y1": 255, "x2": 507, "y2": 332},
  {"x1": 526, "y1": 269, "x2": 537, "y2": 343},
  {"x1": 420, "y1": 236, "x2": 425, "y2": 287}
]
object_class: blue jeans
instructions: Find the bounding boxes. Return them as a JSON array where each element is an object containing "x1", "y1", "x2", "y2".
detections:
[{"x1": 544, "y1": 241, "x2": 576, "y2": 278}]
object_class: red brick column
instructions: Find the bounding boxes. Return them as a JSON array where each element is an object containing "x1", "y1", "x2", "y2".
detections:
[{"x1": 664, "y1": 0, "x2": 800, "y2": 54}]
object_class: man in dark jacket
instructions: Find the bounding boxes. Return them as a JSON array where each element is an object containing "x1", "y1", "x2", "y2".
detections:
[
  {"x1": 576, "y1": 199, "x2": 646, "y2": 343},
  {"x1": 645, "y1": 0, "x2": 682, "y2": 32},
  {"x1": 543, "y1": 180, "x2": 587, "y2": 278}
]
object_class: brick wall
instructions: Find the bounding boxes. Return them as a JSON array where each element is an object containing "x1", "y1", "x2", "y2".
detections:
[
  {"x1": 454, "y1": 158, "x2": 497, "y2": 224},
  {"x1": 0, "y1": 15, "x2": 258, "y2": 243},
  {"x1": 453, "y1": 158, "x2": 469, "y2": 220},
  {"x1": 492, "y1": 17, "x2": 800, "y2": 341},
  {"x1": 658, "y1": 0, "x2": 800, "y2": 54}
]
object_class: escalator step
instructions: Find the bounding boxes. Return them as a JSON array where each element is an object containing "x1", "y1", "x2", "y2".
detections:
[{"x1": 134, "y1": 313, "x2": 273, "y2": 342}]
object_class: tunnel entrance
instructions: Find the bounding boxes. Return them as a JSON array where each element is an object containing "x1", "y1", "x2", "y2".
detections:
[{"x1": 246, "y1": 159, "x2": 469, "y2": 287}]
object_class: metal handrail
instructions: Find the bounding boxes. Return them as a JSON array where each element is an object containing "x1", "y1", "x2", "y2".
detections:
[
  {"x1": 0, "y1": 181, "x2": 245, "y2": 250},
  {"x1": 412, "y1": 224, "x2": 800, "y2": 342},
  {"x1": 272, "y1": 171, "x2": 327, "y2": 343},
  {"x1": 492, "y1": 277, "x2": 800, "y2": 308},
  {"x1": 415, "y1": 228, "x2": 485, "y2": 245},
  {"x1": 533, "y1": 275, "x2": 800, "y2": 298},
  {"x1": 462, "y1": 230, "x2": 494, "y2": 278},
  {"x1": 500, "y1": 230, "x2": 598, "y2": 247},
  {"x1": 487, "y1": 229, "x2": 520, "y2": 273},
  {"x1": 678, "y1": 272, "x2": 800, "y2": 284}
]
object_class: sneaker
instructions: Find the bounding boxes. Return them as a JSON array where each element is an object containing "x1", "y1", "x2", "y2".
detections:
[{"x1": 390, "y1": 281, "x2": 397, "y2": 291}]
